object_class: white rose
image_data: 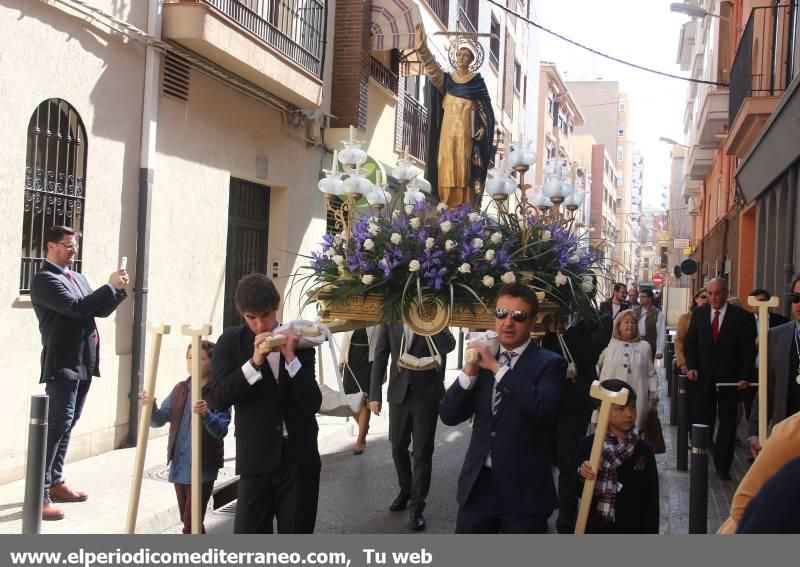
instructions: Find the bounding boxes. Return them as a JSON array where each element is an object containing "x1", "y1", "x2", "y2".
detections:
[
  {"x1": 333, "y1": 255, "x2": 344, "y2": 266},
  {"x1": 362, "y1": 274, "x2": 375, "y2": 285},
  {"x1": 482, "y1": 275, "x2": 495, "y2": 288},
  {"x1": 568, "y1": 254, "x2": 580, "y2": 264},
  {"x1": 409, "y1": 260, "x2": 421, "y2": 272},
  {"x1": 425, "y1": 237, "x2": 435, "y2": 250},
  {"x1": 445, "y1": 240, "x2": 455, "y2": 251},
  {"x1": 325, "y1": 248, "x2": 335, "y2": 258},
  {"x1": 404, "y1": 204, "x2": 414, "y2": 215},
  {"x1": 490, "y1": 232, "x2": 502, "y2": 244},
  {"x1": 458, "y1": 263, "x2": 471, "y2": 274},
  {"x1": 485, "y1": 249, "x2": 496, "y2": 261},
  {"x1": 542, "y1": 230, "x2": 551, "y2": 241},
  {"x1": 363, "y1": 238, "x2": 375, "y2": 251},
  {"x1": 581, "y1": 281, "x2": 594, "y2": 292},
  {"x1": 501, "y1": 271, "x2": 516, "y2": 284},
  {"x1": 436, "y1": 203, "x2": 448, "y2": 212},
  {"x1": 469, "y1": 212, "x2": 481, "y2": 222},
  {"x1": 368, "y1": 222, "x2": 380, "y2": 235},
  {"x1": 390, "y1": 233, "x2": 402, "y2": 245},
  {"x1": 409, "y1": 217, "x2": 421, "y2": 230},
  {"x1": 334, "y1": 233, "x2": 344, "y2": 244},
  {"x1": 472, "y1": 238, "x2": 484, "y2": 249},
  {"x1": 555, "y1": 271, "x2": 568, "y2": 287},
  {"x1": 441, "y1": 221, "x2": 453, "y2": 233}
]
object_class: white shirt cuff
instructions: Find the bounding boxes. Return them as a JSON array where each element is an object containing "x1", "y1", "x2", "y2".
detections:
[
  {"x1": 285, "y1": 357, "x2": 302, "y2": 377},
  {"x1": 457, "y1": 372, "x2": 478, "y2": 390},
  {"x1": 494, "y1": 365, "x2": 510, "y2": 383},
  {"x1": 242, "y1": 361, "x2": 262, "y2": 385}
]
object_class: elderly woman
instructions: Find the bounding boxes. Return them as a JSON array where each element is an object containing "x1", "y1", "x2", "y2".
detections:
[
  {"x1": 674, "y1": 288, "x2": 707, "y2": 374},
  {"x1": 596, "y1": 309, "x2": 658, "y2": 431}
]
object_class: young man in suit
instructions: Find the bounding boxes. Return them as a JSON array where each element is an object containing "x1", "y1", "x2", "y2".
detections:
[
  {"x1": 211, "y1": 273, "x2": 322, "y2": 533},
  {"x1": 31, "y1": 226, "x2": 128, "y2": 521},
  {"x1": 684, "y1": 277, "x2": 757, "y2": 481},
  {"x1": 440, "y1": 283, "x2": 566, "y2": 533},
  {"x1": 747, "y1": 275, "x2": 800, "y2": 458},
  {"x1": 598, "y1": 283, "x2": 630, "y2": 320},
  {"x1": 369, "y1": 323, "x2": 455, "y2": 531}
]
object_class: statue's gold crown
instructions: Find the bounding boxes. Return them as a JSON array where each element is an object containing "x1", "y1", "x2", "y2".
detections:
[{"x1": 447, "y1": 34, "x2": 485, "y2": 73}]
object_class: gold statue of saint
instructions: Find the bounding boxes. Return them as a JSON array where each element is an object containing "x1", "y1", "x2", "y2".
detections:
[{"x1": 415, "y1": 24, "x2": 495, "y2": 209}]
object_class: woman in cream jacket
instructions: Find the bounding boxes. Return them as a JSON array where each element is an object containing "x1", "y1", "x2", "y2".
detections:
[{"x1": 596, "y1": 309, "x2": 658, "y2": 431}]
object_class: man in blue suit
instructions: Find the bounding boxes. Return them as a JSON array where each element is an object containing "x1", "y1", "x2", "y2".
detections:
[
  {"x1": 440, "y1": 283, "x2": 565, "y2": 533},
  {"x1": 31, "y1": 226, "x2": 128, "y2": 520}
]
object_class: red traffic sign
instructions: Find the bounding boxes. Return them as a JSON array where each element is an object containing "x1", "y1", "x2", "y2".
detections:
[{"x1": 652, "y1": 273, "x2": 664, "y2": 286}]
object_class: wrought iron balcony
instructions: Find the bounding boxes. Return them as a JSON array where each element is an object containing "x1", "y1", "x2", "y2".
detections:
[
  {"x1": 196, "y1": 0, "x2": 325, "y2": 77},
  {"x1": 370, "y1": 56, "x2": 398, "y2": 94},
  {"x1": 457, "y1": 0, "x2": 478, "y2": 34},
  {"x1": 396, "y1": 94, "x2": 429, "y2": 161},
  {"x1": 424, "y1": 0, "x2": 449, "y2": 27},
  {"x1": 729, "y1": 3, "x2": 799, "y2": 123}
]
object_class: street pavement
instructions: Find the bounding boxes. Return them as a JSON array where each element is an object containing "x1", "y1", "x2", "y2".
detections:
[{"x1": 0, "y1": 360, "x2": 752, "y2": 535}]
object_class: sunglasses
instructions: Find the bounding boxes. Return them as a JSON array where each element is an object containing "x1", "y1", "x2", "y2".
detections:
[
  {"x1": 789, "y1": 293, "x2": 800, "y2": 304},
  {"x1": 495, "y1": 308, "x2": 530, "y2": 322}
]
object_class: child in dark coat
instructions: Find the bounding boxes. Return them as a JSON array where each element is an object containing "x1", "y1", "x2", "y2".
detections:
[
  {"x1": 576, "y1": 379, "x2": 659, "y2": 533},
  {"x1": 140, "y1": 340, "x2": 231, "y2": 533}
]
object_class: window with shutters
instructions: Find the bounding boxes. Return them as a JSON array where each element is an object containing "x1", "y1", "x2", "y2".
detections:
[
  {"x1": 489, "y1": 16, "x2": 500, "y2": 70},
  {"x1": 20, "y1": 99, "x2": 88, "y2": 294},
  {"x1": 503, "y1": 31, "x2": 514, "y2": 118}
]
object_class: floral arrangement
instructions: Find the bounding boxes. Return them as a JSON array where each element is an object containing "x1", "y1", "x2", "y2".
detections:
[{"x1": 302, "y1": 201, "x2": 599, "y2": 323}]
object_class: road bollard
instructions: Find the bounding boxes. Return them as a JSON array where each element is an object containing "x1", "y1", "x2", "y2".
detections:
[
  {"x1": 689, "y1": 424, "x2": 710, "y2": 534},
  {"x1": 665, "y1": 342, "x2": 674, "y2": 397},
  {"x1": 457, "y1": 328, "x2": 464, "y2": 369},
  {"x1": 22, "y1": 395, "x2": 48, "y2": 534},
  {"x1": 677, "y1": 374, "x2": 689, "y2": 472},
  {"x1": 669, "y1": 356, "x2": 678, "y2": 426}
]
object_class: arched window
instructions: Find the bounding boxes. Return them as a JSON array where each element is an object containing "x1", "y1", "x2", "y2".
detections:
[{"x1": 20, "y1": 99, "x2": 87, "y2": 294}]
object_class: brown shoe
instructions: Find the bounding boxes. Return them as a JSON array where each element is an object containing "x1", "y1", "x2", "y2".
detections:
[
  {"x1": 49, "y1": 482, "x2": 88, "y2": 503},
  {"x1": 42, "y1": 497, "x2": 64, "y2": 521}
]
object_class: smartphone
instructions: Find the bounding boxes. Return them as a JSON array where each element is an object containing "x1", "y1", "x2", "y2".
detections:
[{"x1": 119, "y1": 256, "x2": 127, "y2": 271}]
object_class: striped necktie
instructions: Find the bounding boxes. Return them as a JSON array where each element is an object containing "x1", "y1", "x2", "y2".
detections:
[{"x1": 492, "y1": 351, "x2": 518, "y2": 415}]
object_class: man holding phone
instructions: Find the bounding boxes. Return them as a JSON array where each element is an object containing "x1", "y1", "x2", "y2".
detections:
[{"x1": 30, "y1": 226, "x2": 129, "y2": 520}]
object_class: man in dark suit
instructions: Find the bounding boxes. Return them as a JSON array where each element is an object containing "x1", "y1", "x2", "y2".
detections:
[
  {"x1": 368, "y1": 323, "x2": 455, "y2": 531},
  {"x1": 440, "y1": 284, "x2": 565, "y2": 533},
  {"x1": 598, "y1": 283, "x2": 630, "y2": 321},
  {"x1": 740, "y1": 288, "x2": 790, "y2": 425},
  {"x1": 211, "y1": 274, "x2": 322, "y2": 533},
  {"x1": 747, "y1": 275, "x2": 800, "y2": 457},
  {"x1": 685, "y1": 277, "x2": 756, "y2": 480},
  {"x1": 30, "y1": 226, "x2": 128, "y2": 521}
]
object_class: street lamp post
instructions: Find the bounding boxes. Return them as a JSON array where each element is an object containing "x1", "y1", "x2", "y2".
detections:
[{"x1": 670, "y1": 3, "x2": 729, "y2": 21}]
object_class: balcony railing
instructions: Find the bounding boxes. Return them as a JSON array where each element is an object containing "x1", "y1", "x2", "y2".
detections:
[
  {"x1": 424, "y1": 0, "x2": 449, "y2": 27},
  {"x1": 200, "y1": 0, "x2": 325, "y2": 77},
  {"x1": 398, "y1": 94, "x2": 429, "y2": 161},
  {"x1": 370, "y1": 56, "x2": 398, "y2": 94},
  {"x1": 457, "y1": 0, "x2": 478, "y2": 34},
  {"x1": 729, "y1": 3, "x2": 799, "y2": 122}
]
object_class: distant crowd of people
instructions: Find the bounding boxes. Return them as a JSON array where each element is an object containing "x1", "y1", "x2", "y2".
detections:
[{"x1": 30, "y1": 224, "x2": 800, "y2": 533}]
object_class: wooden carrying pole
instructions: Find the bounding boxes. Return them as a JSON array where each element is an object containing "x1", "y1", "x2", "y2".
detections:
[
  {"x1": 125, "y1": 323, "x2": 170, "y2": 534},
  {"x1": 747, "y1": 295, "x2": 779, "y2": 445},
  {"x1": 181, "y1": 324, "x2": 212, "y2": 535},
  {"x1": 574, "y1": 381, "x2": 630, "y2": 534}
]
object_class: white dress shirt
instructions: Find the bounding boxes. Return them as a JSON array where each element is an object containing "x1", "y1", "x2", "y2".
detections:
[
  {"x1": 240, "y1": 338, "x2": 302, "y2": 438},
  {"x1": 711, "y1": 302, "x2": 728, "y2": 328}
]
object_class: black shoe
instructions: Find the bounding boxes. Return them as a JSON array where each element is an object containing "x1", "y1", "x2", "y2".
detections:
[
  {"x1": 716, "y1": 470, "x2": 733, "y2": 481},
  {"x1": 389, "y1": 493, "x2": 410, "y2": 512},
  {"x1": 409, "y1": 511, "x2": 426, "y2": 531}
]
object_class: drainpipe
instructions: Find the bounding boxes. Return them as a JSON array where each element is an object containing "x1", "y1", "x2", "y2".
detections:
[
  {"x1": 128, "y1": 0, "x2": 162, "y2": 446},
  {"x1": 785, "y1": 166, "x2": 798, "y2": 316}
]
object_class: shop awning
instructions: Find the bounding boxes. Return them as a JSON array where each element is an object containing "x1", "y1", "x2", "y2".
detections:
[{"x1": 371, "y1": 0, "x2": 422, "y2": 51}]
